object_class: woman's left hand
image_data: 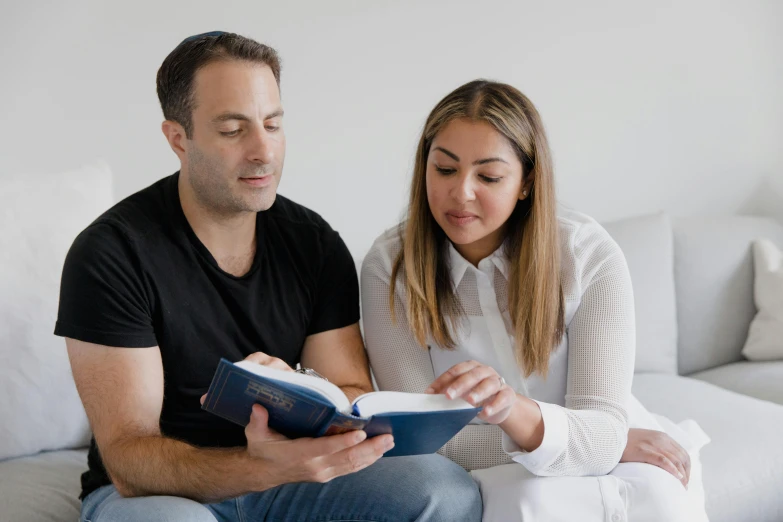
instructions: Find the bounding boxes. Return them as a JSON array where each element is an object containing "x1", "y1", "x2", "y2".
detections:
[
  {"x1": 425, "y1": 360, "x2": 517, "y2": 424},
  {"x1": 621, "y1": 428, "x2": 691, "y2": 488}
]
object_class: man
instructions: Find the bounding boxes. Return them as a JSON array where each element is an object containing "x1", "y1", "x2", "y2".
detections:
[{"x1": 56, "y1": 31, "x2": 481, "y2": 522}]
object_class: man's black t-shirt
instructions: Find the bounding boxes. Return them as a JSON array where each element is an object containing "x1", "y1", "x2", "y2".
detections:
[{"x1": 54, "y1": 173, "x2": 360, "y2": 500}]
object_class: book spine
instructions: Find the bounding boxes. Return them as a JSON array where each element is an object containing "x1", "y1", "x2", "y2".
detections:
[{"x1": 203, "y1": 359, "x2": 338, "y2": 439}]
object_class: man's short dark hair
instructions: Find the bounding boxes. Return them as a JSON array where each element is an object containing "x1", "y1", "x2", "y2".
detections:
[{"x1": 156, "y1": 31, "x2": 281, "y2": 138}]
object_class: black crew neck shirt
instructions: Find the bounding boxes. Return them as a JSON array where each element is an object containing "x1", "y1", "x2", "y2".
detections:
[{"x1": 54, "y1": 172, "x2": 359, "y2": 499}]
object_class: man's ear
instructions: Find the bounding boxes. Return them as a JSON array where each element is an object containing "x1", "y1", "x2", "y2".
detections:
[{"x1": 161, "y1": 120, "x2": 188, "y2": 162}]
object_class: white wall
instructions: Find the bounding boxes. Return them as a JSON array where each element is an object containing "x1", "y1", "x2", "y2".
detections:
[{"x1": 2, "y1": 0, "x2": 781, "y2": 257}]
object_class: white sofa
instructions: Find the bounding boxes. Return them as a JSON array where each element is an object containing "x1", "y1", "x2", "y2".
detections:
[
  {"x1": 604, "y1": 213, "x2": 783, "y2": 522},
  {"x1": 2, "y1": 164, "x2": 782, "y2": 521}
]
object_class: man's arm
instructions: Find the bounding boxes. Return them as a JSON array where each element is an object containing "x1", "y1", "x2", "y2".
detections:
[
  {"x1": 67, "y1": 338, "x2": 392, "y2": 502},
  {"x1": 300, "y1": 322, "x2": 373, "y2": 402}
]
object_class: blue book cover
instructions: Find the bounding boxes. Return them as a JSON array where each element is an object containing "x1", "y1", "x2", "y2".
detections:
[{"x1": 202, "y1": 358, "x2": 481, "y2": 457}]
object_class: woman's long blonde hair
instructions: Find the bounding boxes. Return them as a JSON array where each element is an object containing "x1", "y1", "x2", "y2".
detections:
[{"x1": 390, "y1": 80, "x2": 565, "y2": 377}]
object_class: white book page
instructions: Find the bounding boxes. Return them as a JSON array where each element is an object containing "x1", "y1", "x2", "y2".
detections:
[
  {"x1": 352, "y1": 391, "x2": 475, "y2": 417},
  {"x1": 234, "y1": 361, "x2": 351, "y2": 413}
]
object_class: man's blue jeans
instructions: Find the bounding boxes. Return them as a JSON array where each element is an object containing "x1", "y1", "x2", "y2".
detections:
[{"x1": 80, "y1": 454, "x2": 482, "y2": 522}]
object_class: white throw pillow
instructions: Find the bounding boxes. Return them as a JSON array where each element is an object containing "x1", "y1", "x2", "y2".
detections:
[
  {"x1": 0, "y1": 161, "x2": 113, "y2": 460},
  {"x1": 742, "y1": 239, "x2": 783, "y2": 361}
]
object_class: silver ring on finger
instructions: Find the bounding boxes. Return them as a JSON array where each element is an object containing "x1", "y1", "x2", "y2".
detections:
[{"x1": 497, "y1": 376, "x2": 506, "y2": 387}]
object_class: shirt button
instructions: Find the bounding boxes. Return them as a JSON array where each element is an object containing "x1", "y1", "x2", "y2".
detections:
[{"x1": 612, "y1": 513, "x2": 623, "y2": 522}]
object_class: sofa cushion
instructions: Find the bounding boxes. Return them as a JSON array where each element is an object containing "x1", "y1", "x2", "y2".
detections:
[
  {"x1": 633, "y1": 373, "x2": 783, "y2": 522},
  {"x1": 673, "y1": 217, "x2": 783, "y2": 375},
  {"x1": 0, "y1": 161, "x2": 113, "y2": 460},
  {"x1": 0, "y1": 449, "x2": 86, "y2": 522},
  {"x1": 691, "y1": 361, "x2": 783, "y2": 405},
  {"x1": 603, "y1": 212, "x2": 678, "y2": 374},
  {"x1": 742, "y1": 239, "x2": 783, "y2": 361}
]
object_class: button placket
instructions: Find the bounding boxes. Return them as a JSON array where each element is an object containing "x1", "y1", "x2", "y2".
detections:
[{"x1": 475, "y1": 265, "x2": 525, "y2": 394}]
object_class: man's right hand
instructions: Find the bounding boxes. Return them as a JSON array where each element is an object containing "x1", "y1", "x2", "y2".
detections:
[{"x1": 245, "y1": 404, "x2": 394, "y2": 487}]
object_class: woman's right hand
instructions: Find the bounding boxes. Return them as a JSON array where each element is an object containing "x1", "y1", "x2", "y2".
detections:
[
  {"x1": 621, "y1": 428, "x2": 691, "y2": 488},
  {"x1": 425, "y1": 360, "x2": 517, "y2": 425}
]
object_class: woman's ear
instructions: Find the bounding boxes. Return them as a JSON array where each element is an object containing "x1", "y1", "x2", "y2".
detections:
[{"x1": 519, "y1": 179, "x2": 534, "y2": 200}]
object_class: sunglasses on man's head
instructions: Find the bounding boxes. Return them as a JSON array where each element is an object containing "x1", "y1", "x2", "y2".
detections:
[{"x1": 178, "y1": 31, "x2": 227, "y2": 46}]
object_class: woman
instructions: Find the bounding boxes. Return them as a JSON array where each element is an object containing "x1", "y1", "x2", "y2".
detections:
[{"x1": 361, "y1": 80, "x2": 709, "y2": 521}]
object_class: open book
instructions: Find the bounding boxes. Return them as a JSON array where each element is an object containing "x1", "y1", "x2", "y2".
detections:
[{"x1": 202, "y1": 358, "x2": 481, "y2": 457}]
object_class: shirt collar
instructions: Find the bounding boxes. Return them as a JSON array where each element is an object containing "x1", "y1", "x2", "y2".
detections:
[{"x1": 447, "y1": 240, "x2": 510, "y2": 286}]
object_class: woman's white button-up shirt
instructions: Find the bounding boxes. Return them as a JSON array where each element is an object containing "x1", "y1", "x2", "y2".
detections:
[{"x1": 361, "y1": 207, "x2": 636, "y2": 476}]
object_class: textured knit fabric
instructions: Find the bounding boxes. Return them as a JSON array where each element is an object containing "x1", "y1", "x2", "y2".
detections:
[{"x1": 361, "y1": 207, "x2": 636, "y2": 476}]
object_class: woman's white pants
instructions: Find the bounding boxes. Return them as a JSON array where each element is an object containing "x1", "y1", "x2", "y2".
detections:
[
  {"x1": 472, "y1": 457, "x2": 706, "y2": 522},
  {"x1": 471, "y1": 397, "x2": 711, "y2": 522}
]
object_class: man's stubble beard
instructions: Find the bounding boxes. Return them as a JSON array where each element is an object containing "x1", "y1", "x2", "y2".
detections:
[{"x1": 186, "y1": 144, "x2": 279, "y2": 215}]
